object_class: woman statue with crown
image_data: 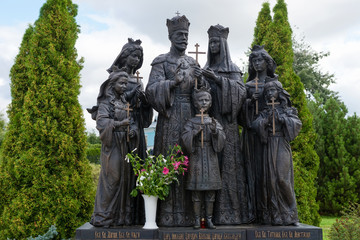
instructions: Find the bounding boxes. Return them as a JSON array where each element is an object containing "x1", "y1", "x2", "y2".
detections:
[
  {"x1": 107, "y1": 38, "x2": 153, "y2": 172},
  {"x1": 145, "y1": 15, "x2": 206, "y2": 227},
  {"x1": 202, "y1": 24, "x2": 254, "y2": 225}
]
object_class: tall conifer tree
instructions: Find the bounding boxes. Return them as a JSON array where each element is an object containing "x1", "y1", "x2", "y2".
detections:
[
  {"x1": 252, "y1": 2, "x2": 272, "y2": 47},
  {"x1": 251, "y1": 0, "x2": 320, "y2": 225},
  {"x1": 0, "y1": 0, "x2": 94, "y2": 238},
  {"x1": 1, "y1": 26, "x2": 34, "y2": 159}
]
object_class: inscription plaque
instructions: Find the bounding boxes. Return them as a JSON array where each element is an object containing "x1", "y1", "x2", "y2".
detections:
[{"x1": 76, "y1": 223, "x2": 322, "y2": 240}]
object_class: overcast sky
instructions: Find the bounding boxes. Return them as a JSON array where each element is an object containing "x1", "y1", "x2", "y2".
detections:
[{"x1": 1, "y1": 0, "x2": 360, "y2": 131}]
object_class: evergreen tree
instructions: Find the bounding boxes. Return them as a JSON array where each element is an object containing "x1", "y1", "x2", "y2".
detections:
[
  {"x1": 311, "y1": 96, "x2": 360, "y2": 214},
  {"x1": 1, "y1": 26, "x2": 34, "y2": 159},
  {"x1": 0, "y1": 112, "x2": 5, "y2": 149},
  {"x1": 252, "y1": 2, "x2": 272, "y2": 47},
  {"x1": 251, "y1": 0, "x2": 320, "y2": 225},
  {"x1": 86, "y1": 130, "x2": 101, "y2": 164},
  {"x1": 0, "y1": 0, "x2": 95, "y2": 239}
]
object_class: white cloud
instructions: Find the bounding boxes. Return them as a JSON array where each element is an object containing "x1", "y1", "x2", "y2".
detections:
[{"x1": 2, "y1": 0, "x2": 360, "y2": 131}]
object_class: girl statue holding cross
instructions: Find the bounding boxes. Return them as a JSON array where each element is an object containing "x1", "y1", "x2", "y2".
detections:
[
  {"x1": 107, "y1": 38, "x2": 153, "y2": 164},
  {"x1": 90, "y1": 70, "x2": 140, "y2": 227},
  {"x1": 251, "y1": 80, "x2": 301, "y2": 226},
  {"x1": 239, "y1": 45, "x2": 277, "y2": 224}
]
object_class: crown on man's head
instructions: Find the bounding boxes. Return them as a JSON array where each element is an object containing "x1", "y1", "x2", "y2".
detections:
[
  {"x1": 167, "y1": 15, "x2": 190, "y2": 35},
  {"x1": 207, "y1": 24, "x2": 229, "y2": 39}
]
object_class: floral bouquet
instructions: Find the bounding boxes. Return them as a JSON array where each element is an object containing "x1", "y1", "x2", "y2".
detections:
[{"x1": 126, "y1": 144, "x2": 189, "y2": 200}]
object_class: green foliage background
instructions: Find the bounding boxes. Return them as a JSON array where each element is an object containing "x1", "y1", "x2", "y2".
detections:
[
  {"x1": 0, "y1": 0, "x2": 95, "y2": 239},
  {"x1": 309, "y1": 96, "x2": 360, "y2": 215}
]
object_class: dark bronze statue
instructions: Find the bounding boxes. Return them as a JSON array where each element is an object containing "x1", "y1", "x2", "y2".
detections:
[
  {"x1": 252, "y1": 80, "x2": 301, "y2": 226},
  {"x1": 107, "y1": 38, "x2": 153, "y2": 171},
  {"x1": 202, "y1": 24, "x2": 253, "y2": 224},
  {"x1": 181, "y1": 87, "x2": 225, "y2": 229},
  {"x1": 145, "y1": 14, "x2": 206, "y2": 227},
  {"x1": 88, "y1": 39, "x2": 152, "y2": 227},
  {"x1": 240, "y1": 45, "x2": 278, "y2": 224},
  {"x1": 87, "y1": 15, "x2": 303, "y2": 228},
  {"x1": 89, "y1": 70, "x2": 138, "y2": 227}
]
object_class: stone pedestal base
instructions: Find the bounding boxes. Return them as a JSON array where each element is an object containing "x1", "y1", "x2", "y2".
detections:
[{"x1": 76, "y1": 222, "x2": 322, "y2": 240}]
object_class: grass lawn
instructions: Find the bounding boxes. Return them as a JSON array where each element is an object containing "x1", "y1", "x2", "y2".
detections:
[{"x1": 320, "y1": 216, "x2": 337, "y2": 240}]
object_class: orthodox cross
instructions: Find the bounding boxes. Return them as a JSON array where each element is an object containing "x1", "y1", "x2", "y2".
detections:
[
  {"x1": 175, "y1": 11, "x2": 180, "y2": 17},
  {"x1": 188, "y1": 43, "x2": 206, "y2": 64},
  {"x1": 123, "y1": 102, "x2": 133, "y2": 142},
  {"x1": 135, "y1": 71, "x2": 143, "y2": 84},
  {"x1": 253, "y1": 73, "x2": 260, "y2": 114},
  {"x1": 188, "y1": 43, "x2": 206, "y2": 89},
  {"x1": 135, "y1": 71, "x2": 143, "y2": 107},
  {"x1": 200, "y1": 108, "x2": 205, "y2": 148},
  {"x1": 266, "y1": 97, "x2": 280, "y2": 135}
]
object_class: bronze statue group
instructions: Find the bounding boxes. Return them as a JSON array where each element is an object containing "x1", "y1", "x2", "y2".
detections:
[{"x1": 88, "y1": 14, "x2": 302, "y2": 229}]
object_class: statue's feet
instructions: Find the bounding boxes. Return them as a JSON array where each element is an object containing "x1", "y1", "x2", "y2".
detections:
[
  {"x1": 193, "y1": 217, "x2": 201, "y2": 229},
  {"x1": 206, "y1": 217, "x2": 216, "y2": 229}
]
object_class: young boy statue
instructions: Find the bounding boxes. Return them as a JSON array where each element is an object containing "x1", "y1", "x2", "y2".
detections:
[{"x1": 181, "y1": 87, "x2": 226, "y2": 229}]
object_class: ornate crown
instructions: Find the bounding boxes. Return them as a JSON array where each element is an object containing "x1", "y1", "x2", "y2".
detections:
[
  {"x1": 193, "y1": 85, "x2": 211, "y2": 96},
  {"x1": 207, "y1": 24, "x2": 229, "y2": 39},
  {"x1": 166, "y1": 15, "x2": 190, "y2": 34},
  {"x1": 251, "y1": 45, "x2": 265, "y2": 52},
  {"x1": 127, "y1": 38, "x2": 141, "y2": 46}
]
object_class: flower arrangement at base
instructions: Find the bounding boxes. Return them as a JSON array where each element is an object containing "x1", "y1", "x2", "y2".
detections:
[{"x1": 127, "y1": 144, "x2": 189, "y2": 201}]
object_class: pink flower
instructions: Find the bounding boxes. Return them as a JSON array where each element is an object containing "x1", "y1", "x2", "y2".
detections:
[
  {"x1": 173, "y1": 161, "x2": 181, "y2": 170},
  {"x1": 141, "y1": 169, "x2": 146, "y2": 172},
  {"x1": 183, "y1": 156, "x2": 189, "y2": 166},
  {"x1": 183, "y1": 168, "x2": 188, "y2": 172},
  {"x1": 163, "y1": 167, "x2": 169, "y2": 175},
  {"x1": 171, "y1": 156, "x2": 174, "y2": 161}
]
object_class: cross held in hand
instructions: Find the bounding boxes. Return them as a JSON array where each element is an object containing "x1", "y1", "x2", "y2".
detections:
[
  {"x1": 123, "y1": 102, "x2": 133, "y2": 142},
  {"x1": 188, "y1": 43, "x2": 206, "y2": 65},
  {"x1": 135, "y1": 71, "x2": 143, "y2": 84},
  {"x1": 253, "y1": 75, "x2": 260, "y2": 114},
  {"x1": 188, "y1": 43, "x2": 206, "y2": 89},
  {"x1": 266, "y1": 97, "x2": 280, "y2": 135},
  {"x1": 200, "y1": 108, "x2": 205, "y2": 148}
]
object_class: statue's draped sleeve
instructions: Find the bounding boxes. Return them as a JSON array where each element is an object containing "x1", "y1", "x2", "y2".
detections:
[
  {"x1": 96, "y1": 103, "x2": 115, "y2": 149},
  {"x1": 218, "y1": 72, "x2": 246, "y2": 123},
  {"x1": 146, "y1": 56, "x2": 174, "y2": 118}
]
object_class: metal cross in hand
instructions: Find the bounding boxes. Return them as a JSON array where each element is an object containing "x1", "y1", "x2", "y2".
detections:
[
  {"x1": 254, "y1": 73, "x2": 260, "y2": 114},
  {"x1": 123, "y1": 102, "x2": 133, "y2": 142},
  {"x1": 135, "y1": 71, "x2": 143, "y2": 84},
  {"x1": 266, "y1": 97, "x2": 280, "y2": 135},
  {"x1": 135, "y1": 71, "x2": 143, "y2": 107},
  {"x1": 188, "y1": 43, "x2": 206, "y2": 89},
  {"x1": 200, "y1": 108, "x2": 205, "y2": 148}
]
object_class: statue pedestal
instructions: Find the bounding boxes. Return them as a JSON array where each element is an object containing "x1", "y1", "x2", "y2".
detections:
[{"x1": 76, "y1": 222, "x2": 322, "y2": 240}]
